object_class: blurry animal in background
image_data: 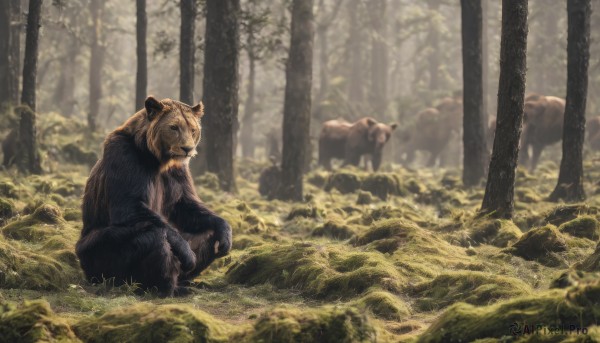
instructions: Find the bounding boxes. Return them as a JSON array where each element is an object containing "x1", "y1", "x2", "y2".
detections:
[
  {"x1": 76, "y1": 97, "x2": 232, "y2": 297},
  {"x1": 318, "y1": 117, "x2": 397, "y2": 171},
  {"x1": 2, "y1": 129, "x2": 17, "y2": 167},
  {"x1": 258, "y1": 156, "x2": 281, "y2": 200},
  {"x1": 520, "y1": 95, "x2": 565, "y2": 171},
  {"x1": 587, "y1": 116, "x2": 600, "y2": 150},
  {"x1": 398, "y1": 96, "x2": 463, "y2": 167}
]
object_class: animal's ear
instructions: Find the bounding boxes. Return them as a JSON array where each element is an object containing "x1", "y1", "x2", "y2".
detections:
[
  {"x1": 192, "y1": 101, "x2": 205, "y2": 118},
  {"x1": 390, "y1": 123, "x2": 398, "y2": 131},
  {"x1": 145, "y1": 96, "x2": 164, "y2": 121},
  {"x1": 366, "y1": 118, "x2": 377, "y2": 127}
]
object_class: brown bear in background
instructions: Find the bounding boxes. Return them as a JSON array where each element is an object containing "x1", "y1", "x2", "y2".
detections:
[
  {"x1": 520, "y1": 95, "x2": 565, "y2": 171},
  {"x1": 398, "y1": 96, "x2": 463, "y2": 167},
  {"x1": 318, "y1": 117, "x2": 397, "y2": 171}
]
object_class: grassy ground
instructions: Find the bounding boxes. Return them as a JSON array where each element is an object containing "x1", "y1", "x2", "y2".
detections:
[{"x1": 0, "y1": 112, "x2": 599, "y2": 342}]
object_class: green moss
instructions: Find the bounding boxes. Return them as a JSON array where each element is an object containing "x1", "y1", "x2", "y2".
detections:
[
  {"x1": 505, "y1": 225, "x2": 568, "y2": 267},
  {"x1": 73, "y1": 303, "x2": 234, "y2": 343},
  {"x1": 544, "y1": 204, "x2": 599, "y2": 226},
  {"x1": 247, "y1": 306, "x2": 376, "y2": 343},
  {"x1": 354, "y1": 290, "x2": 411, "y2": 321},
  {"x1": 306, "y1": 171, "x2": 329, "y2": 188},
  {"x1": 360, "y1": 205, "x2": 426, "y2": 227},
  {"x1": 356, "y1": 190, "x2": 373, "y2": 205},
  {"x1": 286, "y1": 204, "x2": 323, "y2": 220},
  {"x1": 580, "y1": 242, "x2": 600, "y2": 272},
  {"x1": 63, "y1": 208, "x2": 82, "y2": 222},
  {"x1": 558, "y1": 216, "x2": 600, "y2": 240},
  {"x1": 324, "y1": 172, "x2": 362, "y2": 194},
  {"x1": 0, "y1": 198, "x2": 15, "y2": 223},
  {"x1": 0, "y1": 300, "x2": 79, "y2": 343},
  {"x1": 417, "y1": 281, "x2": 600, "y2": 342},
  {"x1": 0, "y1": 180, "x2": 18, "y2": 199},
  {"x1": 196, "y1": 172, "x2": 221, "y2": 192},
  {"x1": 62, "y1": 143, "x2": 98, "y2": 166},
  {"x1": 468, "y1": 218, "x2": 522, "y2": 247},
  {"x1": 312, "y1": 215, "x2": 357, "y2": 240},
  {"x1": 226, "y1": 242, "x2": 406, "y2": 299},
  {"x1": 411, "y1": 271, "x2": 531, "y2": 311},
  {"x1": 360, "y1": 173, "x2": 406, "y2": 200},
  {"x1": 515, "y1": 187, "x2": 543, "y2": 203}
]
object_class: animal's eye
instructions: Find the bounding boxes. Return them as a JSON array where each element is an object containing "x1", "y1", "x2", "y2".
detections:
[
  {"x1": 170, "y1": 125, "x2": 178, "y2": 131},
  {"x1": 191, "y1": 128, "x2": 197, "y2": 134}
]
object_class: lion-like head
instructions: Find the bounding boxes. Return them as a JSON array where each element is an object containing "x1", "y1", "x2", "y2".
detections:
[{"x1": 139, "y1": 96, "x2": 204, "y2": 164}]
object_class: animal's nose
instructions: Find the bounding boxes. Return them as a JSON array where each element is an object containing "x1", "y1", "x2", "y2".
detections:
[{"x1": 181, "y1": 146, "x2": 193, "y2": 154}]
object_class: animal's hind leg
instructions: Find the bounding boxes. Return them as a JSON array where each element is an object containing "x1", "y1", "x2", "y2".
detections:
[
  {"x1": 179, "y1": 230, "x2": 217, "y2": 282},
  {"x1": 131, "y1": 233, "x2": 179, "y2": 297}
]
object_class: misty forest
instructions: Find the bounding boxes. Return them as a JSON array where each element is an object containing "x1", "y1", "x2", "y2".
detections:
[{"x1": 1, "y1": 0, "x2": 600, "y2": 342}]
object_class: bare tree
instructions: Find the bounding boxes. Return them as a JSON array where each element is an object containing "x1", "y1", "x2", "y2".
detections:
[
  {"x1": 135, "y1": 0, "x2": 147, "y2": 111},
  {"x1": 180, "y1": 0, "x2": 196, "y2": 105},
  {"x1": 19, "y1": 0, "x2": 43, "y2": 174},
  {"x1": 203, "y1": 0, "x2": 240, "y2": 192},
  {"x1": 368, "y1": 0, "x2": 388, "y2": 114},
  {"x1": 276, "y1": 0, "x2": 315, "y2": 201},
  {"x1": 347, "y1": 0, "x2": 364, "y2": 104},
  {"x1": 88, "y1": 0, "x2": 105, "y2": 131},
  {"x1": 549, "y1": 0, "x2": 590, "y2": 202},
  {"x1": 461, "y1": 0, "x2": 487, "y2": 186},
  {"x1": 480, "y1": 0, "x2": 528, "y2": 219}
]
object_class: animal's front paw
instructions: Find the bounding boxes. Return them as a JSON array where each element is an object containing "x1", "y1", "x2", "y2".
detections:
[{"x1": 212, "y1": 217, "x2": 232, "y2": 257}]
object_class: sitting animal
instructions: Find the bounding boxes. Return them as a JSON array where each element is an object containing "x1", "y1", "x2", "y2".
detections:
[
  {"x1": 75, "y1": 96, "x2": 232, "y2": 297},
  {"x1": 520, "y1": 95, "x2": 565, "y2": 170},
  {"x1": 318, "y1": 117, "x2": 397, "y2": 171}
]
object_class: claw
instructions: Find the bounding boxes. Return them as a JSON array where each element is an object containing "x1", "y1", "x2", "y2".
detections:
[{"x1": 214, "y1": 241, "x2": 220, "y2": 254}]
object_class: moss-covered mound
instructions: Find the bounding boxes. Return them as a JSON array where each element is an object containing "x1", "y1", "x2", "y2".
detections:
[
  {"x1": 215, "y1": 201, "x2": 268, "y2": 234},
  {"x1": 312, "y1": 215, "x2": 357, "y2": 240},
  {"x1": 360, "y1": 173, "x2": 405, "y2": 200},
  {"x1": 226, "y1": 242, "x2": 405, "y2": 298},
  {"x1": 0, "y1": 198, "x2": 15, "y2": 224},
  {"x1": 544, "y1": 204, "x2": 599, "y2": 226},
  {"x1": 0, "y1": 300, "x2": 79, "y2": 343},
  {"x1": 247, "y1": 306, "x2": 376, "y2": 343},
  {"x1": 286, "y1": 204, "x2": 323, "y2": 221},
  {"x1": 505, "y1": 225, "x2": 568, "y2": 267},
  {"x1": 580, "y1": 242, "x2": 600, "y2": 272},
  {"x1": 417, "y1": 281, "x2": 600, "y2": 343},
  {"x1": 558, "y1": 216, "x2": 600, "y2": 240},
  {"x1": 73, "y1": 303, "x2": 233, "y2": 343},
  {"x1": 467, "y1": 218, "x2": 522, "y2": 247},
  {"x1": 411, "y1": 271, "x2": 531, "y2": 311},
  {"x1": 354, "y1": 290, "x2": 411, "y2": 321},
  {"x1": 324, "y1": 172, "x2": 362, "y2": 194},
  {"x1": 62, "y1": 143, "x2": 98, "y2": 167}
]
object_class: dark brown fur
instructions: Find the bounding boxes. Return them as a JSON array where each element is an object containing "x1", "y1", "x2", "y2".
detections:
[
  {"x1": 318, "y1": 117, "x2": 397, "y2": 171},
  {"x1": 75, "y1": 97, "x2": 232, "y2": 297}
]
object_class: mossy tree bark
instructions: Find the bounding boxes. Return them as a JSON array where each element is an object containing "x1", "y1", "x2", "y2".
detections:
[
  {"x1": 135, "y1": 0, "x2": 147, "y2": 111},
  {"x1": 19, "y1": 0, "x2": 43, "y2": 174},
  {"x1": 480, "y1": 0, "x2": 528, "y2": 219},
  {"x1": 88, "y1": 0, "x2": 105, "y2": 132},
  {"x1": 461, "y1": 0, "x2": 487, "y2": 187},
  {"x1": 180, "y1": 0, "x2": 196, "y2": 105},
  {"x1": 276, "y1": 0, "x2": 314, "y2": 201},
  {"x1": 549, "y1": 0, "x2": 590, "y2": 202},
  {"x1": 0, "y1": 0, "x2": 20, "y2": 109},
  {"x1": 203, "y1": 0, "x2": 240, "y2": 192}
]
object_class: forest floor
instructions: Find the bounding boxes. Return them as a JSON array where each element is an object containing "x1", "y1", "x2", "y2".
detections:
[{"x1": 0, "y1": 113, "x2": 599, "y2": 342}]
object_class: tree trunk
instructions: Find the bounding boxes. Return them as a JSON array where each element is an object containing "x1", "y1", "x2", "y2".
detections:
[
  {"x1": 180, "y1": 0, "x2": 196, "y2": 105},
  {"x1": 54, "y1": 34, "x2": 78, "y2": 117},
  {"x1": 276, "y1": 0, "x2": 314, "y2": 201},
  {"x1": 0, "y1": 1, "x2": 12, "y2": 109},
  {"x1": 19, "y1": 0, "x2": 43, "y2": 174},
  {"x1": 135, "y1": 0, "x2": 147, "y2": 111},
  {"x1": 368, "y1": 0, "x2": 387, "y2": 115},
  {"x1": 240, "y1": 53, "x2": 256, "y2": 158},
  {"x1": 89, "y1": 0, "x2": 105, "y2": 132},
  {"x1": 347, "y1": 0, "x2": 363, "y2": 104},
  {"x1": 203, "y1": 0, "x2": 239, "y2": 192},
  {"x1": 461, "y1": 0, "x2": 487, "y2": 187},
  {"x1": 549, "y1": 0, "x2": 590, "y2": 202},
  {"x1": 482, "y1": 0, "x2": 489, "y2": 131},
  {"x1": 480, "y1": 0, "x2": 528, "y2": 219}
]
